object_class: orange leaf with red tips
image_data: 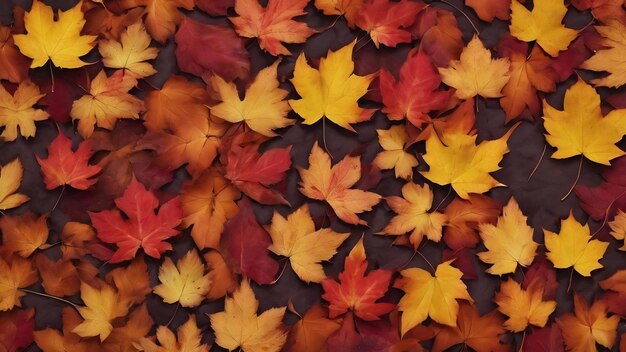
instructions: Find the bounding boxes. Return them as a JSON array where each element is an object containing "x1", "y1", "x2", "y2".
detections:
[
  {"x1": 88, "y1": 178, "x2": 182, "y2": 263},
  {"x1": 355, "y1": 0, "x2": 424, "y2": 48},
  {"x1": 321, "y1": 238, "x2": 394, "y2": 321},
  {"x1": 36, "y1": 131, "x2": 101, "y2": 190}
]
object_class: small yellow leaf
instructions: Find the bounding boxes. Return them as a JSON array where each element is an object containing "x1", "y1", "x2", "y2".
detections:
[
  {"x1": 153, "y1": 249, "x2": 211, "y2": 308},
  {"x1": 0, "y1": 212, "x2": 48, "y2": 258},
  {"x1": 373, "y1": 125, "x2": 418, "y2": 180},
  {"x1": 0, "y1": 159, "x2": 29, "y2": 211},
  {"x1": 581, "y1": 21, "x2": 626, "y2": 88},
  {"x1": 136, "y1": 314, "x2": 209, "y2": 352},
  {"x1": 608, "y1": 210, "x2": 626, "y2": 251},
  {"x1": 495, "y1": 278, "x2": 556, "y2": 332},
  {"x1": 0, "y1": 256, "x2": 38, "y2": 311},
  {"x1": 72, "y1": 282, "x2": 129, "y2": 341},
  {"x1": 99, "y1": 21, "x2": 159, "y2": 78},
  {"x1": 0, "y1": 80, "x2": 49, "y2": 141}
]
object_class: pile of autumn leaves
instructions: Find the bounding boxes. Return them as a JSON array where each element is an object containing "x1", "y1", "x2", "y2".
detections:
[{"x1": 1, "y1": 0, "x2": 626, "y2": 351}]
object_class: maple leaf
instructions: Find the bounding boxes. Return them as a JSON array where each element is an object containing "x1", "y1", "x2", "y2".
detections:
[
  {"x1": 499, "y1": 36, "x2": 557, "y2": 122},
  {"x1": 71, "y1": 70, "x2": 144, "y2": 138},
  {"x1": 314, "y1": 0, "x2": 364, "y2": 28},
  {"x1": 99, "y1": 21, "x2": 159, "y2": 78},
  {"x1": 88, "y1": 178, "x2": 182, "y2": 263},
  {"x1": 477, "y1": 197, "x2": 539, "y2": 275},
  {"x1": 581, "y1": 21, "x2": 626, "y2": 88},
  {"x1": 105, "y1": 256, "x2": 151, "y2": 305},
  {"x1": 82, "y1": 5, "x2": 144, "y2": 41},
  {"x1": 443, "y1": 194, "x2": 500, "y2": 249},
  {"x1": 379, "y1": 49, "x2": 451, "y2": 127},
  {"x1": 599, "y1": 270, "x2": 626, "y2": 317},
  {"x1": 608, "y1": 210, "x2": 626, "y2": 250},
  {"x1": 421, "y1": 125, "x2": 516, "y2": 199},
  {"x1": 412, "y1": 7, "x2": 464, "y2": 67},
  {"x1": 298, "y1": 142, "x2": 381, "y2": 225},
  {"x1": 210, "y1": 280, "x2": 287, "y2": 352},
  {"x1": 556, "y1": 294, "x2": 620, "y2": 352},
  {"x1": 432, "y1": 302, "x2": 509, "y2": 352},
  {"x1": 0, "y1": 308, "x2": 34, "y2": 352},
  {"x1": 544, "y1": 79, "x2": 626, "y2": 165},
  {"x1": 289, "y1": 41, "x2": 376, "y2": 131},
  {"x1": 101, "y1": 303, "x2": 154, "y2": 352},
  {"x1": 0, "y1": 159, "x2": 29, "y2": 211},
  {"x1": 355, "y1": 0, "x2": 424, "y2": 48},
  {"x1": 153, "y1": 249, "x2": 211, "y2": 308},
  {"x1": 523, "y1": 324, "x2": 564, "y2": 352},
  {"x1": 210, "y1": 61, "x2": 293, "y2": 137},
  {"x1": 0, "y1": 212, "x2": 48, "y2": 258},
  {"x1": 0, "y1": 80, "x2": 49, "y2": 141},
  {"x1": 544, "y1": 211, "x2": 608, "y2": 276},
  {"x1": 381, "y1": 182, "x2": 447, "y2": 249},
  {"x1": 510, "y1": 0, "x2": 578, "y2": 57},
  {"x1": 221, "y1": 198, "x2": 279, "y2": 284},
  {"x1": 204, "y1": 251, "x2": 237, "y2": 301},
  {"x1": 575, "y1": 156, "x2": 626, "y2": 220},
  {"x1": 397, "y1": 261, "x2": 471, "y2": 335},
  {"x1": 321, "y1": 237, "x2": 395, "y2": 321},
  {"x1": 0, "y1": 26, "x2": 30, "y2": 83},
  {"x1": 230, "y1": 0, "x2": 315, "y2": 56},
  {"x1": 60, "y1": 221, "x2": 95, "y2": 260},
  {"x1": 438, "y1": 35, "x2": 511, "y2": 99},
  {"x1": 268, "y1": 204, "x2": 349, "y2": 283},
  {"x1": 465, "y1": 0, "x2": 510, "y2": 22},
  {"x1": 12, "y1": 0, "x2": 96, "y2": 68},
  {"x1": 35, "y1": 256, "x2": 80, "y2": 298},
  {"x1": 373, "y1": 125, "x2": 418, "y2": 180},
  {"x1": 495, "y1": 278, "x2": 556, "y2": 332},
  {"x1": 117, "y1": 0, "x2": 194, "y2": 43},
  {"x1": 136, "y1": 315, "x2": 209, "y2": 352},
  {"x1": 181, "y1": 168, "x2": 240, "y2": 250},
  {"x1": 34, "y1": 307, "x2": 97, "y2": 351},
  {"x1": 72, "y1": 282, "x2": 129, "y2": 341},
  {"x1": 0, "y1": 256, "x2": 37, "y2": 311},
  {"x1": 36, "y1": 131, "x2": 101, "y2": 190},
  {"x1": 285, "y1": 304, "x2": 342, "y2": 352},
  {"x1": 175, "y1": 17, "x2": 250, "y2": 81}
]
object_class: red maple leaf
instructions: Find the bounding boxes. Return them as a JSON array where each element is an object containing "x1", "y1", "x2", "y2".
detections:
[
  {"x1": 322, "y1": 238, "x2": 394, "y2": 321},
  {"x1": 88, "y1": 178, "x2": 182, "y2": 263},
  {"x1": 355, "y1": 0, "x2": 425, "y2": 48},
  {"x1": 36, "y1": 131, "x2": 101, "y2": 190},
  {"x1": 379, "y1": 48, "x2": 451, "y2": 127},
  {"x1": 575, "y1": 156, "x2": 626, "y2": 221}
]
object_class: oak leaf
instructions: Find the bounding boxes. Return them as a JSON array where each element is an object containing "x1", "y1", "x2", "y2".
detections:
[
  {"x1": 477, "y1": 197, "x2": 538, "y2": 275},
  {"x1": 379, "y1": 49, "x2": 451, "y2": 127},
  {"x1": 289, "y1": 41, "x2": 375, "y2": 131},
  {"x1": 314, "y1": 0, "x2": 364, "y2": 27},
  {"x1": 72, "y1": 282, "x2": 129, "y2": 341},
  {"x1": 321, "y1": 238, "x2": 395, "y2": 321},
  {"x1": 88, "y1": 178, "x2": 182, "y2": 263},
  {"x1": 608, "y1": 210, "x2": 626, "y2": 250},
  {"x1": 99, "y1": 22, "x2": 159, "y2": 78},
  {"x1": 0, "y1": 159, "x2": 29, "y2": 211},
  {"x1": 381, "y1": 182, "x2": 446, "y2": 249},
  {"x1": 509, "y1": 0, "x2": 578, "y2": 57},
  {"x1": 230, "y1": 0, "x2": 315, "y2": 55},
  {"x1": 136, "y1": 314, "x2": 209, "y2": 352},
  {"x1": 153, "y1": 249, "x2": 211, "y2": 308},
  {"x1": 298, "y1": 142, "x2": 381, "y2": 225},
  {"x1": 544, "y1": 211, "x2": 608, "y2": 276},
  {"x1": 355, "y1": 0, "x2": 424, "y2": 48},
  {"x1": 285, "y1": 304, "x2": 342, "y2": 352},
  {"x1": 36, "y1": 131, "x2": 101, "y2": 190},
  {"x1": 210, "y1": 61, "x2": 293, "y2": 137},
  {"x1": 465, "y1": 0, "x2": 510, "y2": 22},
  {"x1": 556, "y1": 294, "x2": 620, "y2": 352},
  {"x1": 12, "y1": 0, "x2": 96, "y2": 68},
  {"x1": 210, "y1": 280, "x2": 287, "y2": 352},
  {"x1": 0, "y1": 26, "x2": 30, "y2": 83},
  {"x1": 495, "y1": 278, "x2": 556, "y2": 332},
  {"x1": 544, "y1": 79, "x2": 626, "y2": 165},
  {"x1": 0, "y1": 256, "x2": 37, "y2": 311},
  {"x1": 396, "y1": 261, "x2": 471, "y2": 335},
  {"x1": 71, "y1": 70, "x2": 144, "y2": 138},
  {"x1": 373, "y1": 125, "x2": 418, "y2": 180},
  {"x1": 0, "y1": 212, "x2": 48, "y2": 258},
  {"x1": 438, "y1": 35, "x2": 510, "y2": 99},
  {"x1": 0, "y1": 80, "x2": 49, "y2": 141},
  {"x1": 268, "y1": 204, "x2": 349, "y2": 283}
]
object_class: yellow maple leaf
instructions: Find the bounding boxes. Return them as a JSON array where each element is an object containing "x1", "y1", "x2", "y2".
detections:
[
  {"x1": 210, "y1": 61, "x2": 293, "y2": 137},
  {"x1": 544, "y1": 211, "x2": 608, "y2": 276},
  {"x1": 396, "y1": 261, "x2": 471, "y2": 336},
  {"x1": 0, "y1": 158, "x2": 29, "y2": 211},
  {"x1": 289, "y1": 41, "x2": 375, "y2": 131},
  {"x1": 12, "y1": 0, "x2": 96, "y2": 68},
  {"x1": 314, "y1": 0, "x2": 364, "y2": 27},
  {"x1": 0, "y1": 255, "x2": 38, "y2": 311},
  {"x1": 210, "y1": 280, "x2": 287, "y2": 352},
  {"x1": 99, "y1": 21, "x2": 159, "y2": 78},
  {"x1": 420, "y1": 126, "x2": 516, "y2": 199},
  {"x1": 373, "y1": 125, "x2": 418, "y2": 180},
  {"x1": 381, "y1": 182, "x2": 447, "y2": 249},
  {"x1": 608, "y1": 210, "x2": 626, "y2": 251},
  {"x1": 509, "y1": 0, "x2": 577, "y2": 57},
  {"x1": 581, "y1": 21, "x2": 626, "y2": 88},
  {"x1": 438, "y1": 35, "x2": 510, "y2": 99},
  {"x1": 544, "y1": 79, "x2": 626, "y2": 166},
  {"x1": 72, "y1": 282, "x2": 129, "y2": 341},
  {"x1": 495, "y1": 278, "x2": 556, "y2": 332},
  {"x1": 136, "y1": 314, "x2": 209, "y2": 352},
  {"x1": 71, "y1": 70, "x2": 144, "y2": 138},
  {"x1": 477, "y1": 197, "x2": 538, "y2": 275},
  {"x1": 268, "y1": 204, "x2": 349, "y2": 283},
  {"x1": 153, "y1": 249, "x2": 211, "y2": 308},
  {"x1": 0, "y1": 212, "x2": 48, "y2": 258},
  {"x1": 298, "y1": 142, "x2": 381, "y2": 225},
  {"x1": 0, "y1": 80, "x2": 49, "y2": 141}
]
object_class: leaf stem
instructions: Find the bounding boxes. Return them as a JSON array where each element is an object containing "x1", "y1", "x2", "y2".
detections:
[
  {"x1": 322, "y1": 116, "x2": 334, "y2": 159},
  {"x1": 561, "y1": 155, "x2": 583, "y2": 201},
  {"x1": 528, "y1": 144, "x2": 547, "y2": 181},
  {"x1": 566, "y1": 267, "x2": 574, "y2": 292},
  {"x1": 270, "y1": 259, "x2": 289, "y2": 284},
  {"x1": 50, "y1": 184, "x2": 65, "y2": 213},
  {"x1": 415, "y1": 250, "x2": 435, "y2": 273},
  {"x1": 49, "y1": 61, "x2": 55, "y2": 93},
  {"x1": 434, "y1": 185, "x2": 453, "y2": 211},
  {"x1": 518, "y1": 330, "x2": 526, "y2": 352},
  {"x1": 21, "y1": 288, "x2": 79, "y2": 310},
  {"x1": 165, "y1": 302, "x2": 180, "y2": 327}
]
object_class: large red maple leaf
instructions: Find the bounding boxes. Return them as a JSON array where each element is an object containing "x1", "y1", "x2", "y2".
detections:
[{"x1": 88, "y1": 178, "x2": 182, "y2": 263}]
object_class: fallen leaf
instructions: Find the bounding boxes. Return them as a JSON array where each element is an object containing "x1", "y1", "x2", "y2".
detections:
[
  {"x1": 153, "y1": 249, "x2": 211, "y2": 308},
  {"x1": 0, "y1": 308, "x2": 34, "y2": 352},
  {"x1": 522, "y1": 324, "x2": 564, "y2": 352},
  {"x1": 105, "y1": 256, "x2": 151, "y2": 305},
  {"x1": 581, "y1": 21, "x2": 626, "y2": 88},
  {"x1": 35, "y1": 256, "x2": 80, "y2": 297},
  {"x1": 119, "y1": 0, "x2": 194, "y2": 43},
  {"x1": 99, "y1": 21, "x2": 159, "y2": 78},
  {"x1": 136, "y1": 314, "x2": 209, "y2": 352},
  {"x1": 465, "y1": 0, "x2": 510, "y2": 22},
  {"x1": 443, "y1": 194, "x2": 501, "y2": 250},
  {"x1": 204, "y1": 251, "x2": 236, "y2": 301},
  {"x1": 285, "y1": 303, "x2": 342, "y2": 352},
  {"x1": 0, "y1": 256, "x2": 38, "y2": 311},
  {"x1": 0, "y1": 212, "x2": 48, "y2": 258},
  {"x1": 411, "y1": 7, "x2": 463, "y2": 67},
  {"x1": 495, "y1": 278, "x2": 556, "y2": 332},
  {"x1": 314, "y1": 0, "x2": 364, "y2": 27},
  {"x1": 608, "y1": 210, "x2": 626, "y2": 250},
  {"x1": 0, "y1": 159, "x2": 29, "y2": 212},
  {"x1": 72, "y1": 282, "x2": 129, "y2": 341},
  {"x1": 0, "y1": 80, "x2": 49, "y2": 141},
  {"x1": 355, "y1": 0, "x2": 424, "y2": 48},
  {"x1": 0, "y1": 26, "x2": 30, "y2": 83},
  {"x1": 373, "y1": 125, "x2": 419, "y2": 180}
]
